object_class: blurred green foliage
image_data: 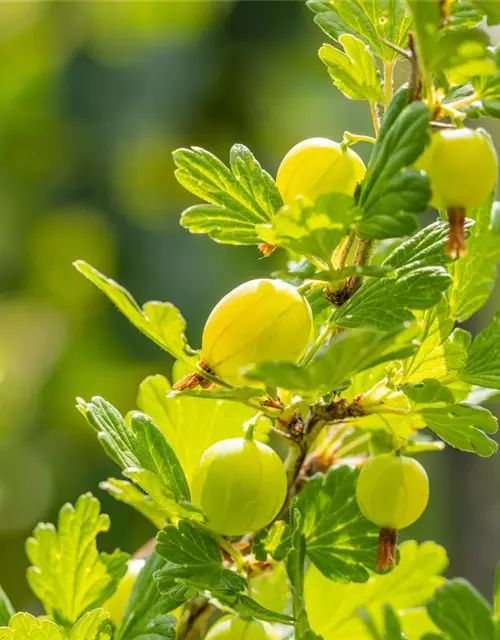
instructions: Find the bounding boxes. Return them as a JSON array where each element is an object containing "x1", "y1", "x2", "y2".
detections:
[{"x1": 0, "y1": 0, "x2": 498, "y2": 612}]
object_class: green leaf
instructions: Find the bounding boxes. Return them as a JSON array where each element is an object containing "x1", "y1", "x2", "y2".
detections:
[
  {"x1": 420, "y1": 403, "x2": 498, "y2": 456},
  {"x1": 408, "y1": 1, "x2": 495, "y2": 80},
  {"x1": 286, "y1": 508, "x2": 317, "y2": 639},
  {"x1": 360, "y1": 604, "x2": 405, "y2": 640},
  {"x1": 357, "y1": 89, "x2": 431, "y2": 240},
  {"x1": 0, "y1": 613, "x2": 63, "y2": 640},
  {"x1": 174, "y1": 144, "x2": 280, "y2": 245},
  {"x1": 296, "y1": 466, "x2": 379, "y2": 582},
  {"x1": 100, "y1": 479, "x2": 167, "y2": 529},
  {"x1": 319, "y1": 34, "x2": 383, "y2": 102},
  {"x1": 25, "y1": 493, "x2": 129, "y2": 627},
  {"x1": 78, "y1": 397, "x2": 190, "y2": 508},
  {"x1": 116, "y1": 553, "x2": 186, "y2": 640},
  {"x1": 137, "y1": 374, "x2": 257, "y2": 484},
  {"x1": 74, "y1": 261, "x2": 196, "y2": 364},
  {"x1": 0, "y1": 587, "x2": 14, "y2": 627},
  {"x1": 306, "y1": 0, "x2": 412, "y2": 62},
  {"x1": 403, "y1": 379, "x2": 455, "y2": 405},
  {"x1": 334, "y1": 221, "x2": 468, "y2": 330},
  {"x1": 304, "y1": 540, "x2": 448, "y2": 639},
  {"x1": 473, "y1": 1, "x2": 500, "y2": 24},
  {"x1": 426, "y1": 578, "x2": 495, "y2": 640},
  {"x1": 451, "y1": 197, "x2": 500, "y2": 321},
  {"x1": 402, "y1": 300, "x2": 468, "y2": 385},
  {"x1": 233, "y1": 596, "x2": 294, "y2": 625},
  {"x1": 257, "y1": 194, "x2": 359, "y2": 265},
  {"x1": 246, "y1": 326, "x2": 416, "y2": 394},
  {"x1": 69, "y1": 610, "x2": 112, "y2": 640},
  {"x1": 253, "y1": 521, "x2": 293, "y2": 562},
  {"x1": 462, "y1": 313, "x2": 500, "y2": 389},
  {"x1": 156, "y1": 520, "x2": 247, "y2": 596},
  {"x1": 358, "y1": 210, "x2": 420, "y2": 241}
]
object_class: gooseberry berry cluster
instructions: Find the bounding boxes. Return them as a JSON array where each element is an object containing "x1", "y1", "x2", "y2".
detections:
[{"x1": 5, "y1": 3, "x2": 500, "y2": 640}]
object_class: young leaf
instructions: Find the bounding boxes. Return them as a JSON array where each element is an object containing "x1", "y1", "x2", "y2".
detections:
[
  {"x1": 357, "y1": 89, "x2": 431, "y2": 240},
  {"x1": 137, "y1": 374, "x2": 257, "y2": 484},
  {"x1": 74, "y1": 261, "x2": 196, "y2": 365},
  {"x1": 25, "y1": 493, "x2": 129, "y2": 627},
  {"x1": 116, "y1": 553, "x2": 187, "y2": 640},
  {"x1": 69, "y1": 609, "x2": 112, "y2": 640},
  {"x1": 0, "y1": 587, "x2": 14, "y2": 627},
  {"x1": 426, "y1": 578, "x2": 495, "y2": 640},
  {"x1": 256, "y1": 194, "x2": 359, "y2": 266},
  {"x1": 0, "y1": 613, "x2": 63, "y2": 640},
  {"x1": 100, "y1": 479, "x2": 167, "y2": 529},
  {"x1": 307, "y1": 0, "x2": 411, "y2": 62},
  {"x1": 78, "y1": 397, "x2": 190, "y2": 506},
  {"x1": 472, "y1": 0, "x2": 500, "y2": 25},
  {"x1": 420, "y1": 403, "x2": 498, "y2": 457},
  {"x1": 155, "y1": 520, "x2": 247, "y2": 596},
  {"x1": 295, "y1": 466, "x2": 379, "y2": 582},
  {"x1": 174, "y1": 144, "x2": 281, "y2": 245},
  {"x1": 402, "y1": 300, "x2": 468, "y2": 385},
  {"x1": 319, "y1": 34, "x2": 383, "y2": 102},
  {"x1": 304, "y1": 540, "x2": 447, "y2": 639},
  {"x1": 462, "y1": 313, "x2": 500, "y2": 389},
  {"x1": 246, "y1": 326, "x2": 416, "y2": 395}
]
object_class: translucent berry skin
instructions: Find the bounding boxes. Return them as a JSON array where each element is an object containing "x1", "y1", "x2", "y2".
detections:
[
  {"x1": 103, "y1": 558, "x2": 145, "y2": 625},
  {"x1": 202, "y1": 278, "x2": 313, "y2": 387},
  {"x1": 205, "y1": 616, "x2": 280, "y2": 640},
  {"x1": 191, "y1": 438, "x2": 287, "y2": 537},
  {"x1": 356, "y1": 454, "x2": 429, "y2": 530},
  {"x1": 415, "y1": 128, "x2": 498, "y2": 210},
  {"x1": 276, "y1": 137, "x2": 366, "y2": 205}
]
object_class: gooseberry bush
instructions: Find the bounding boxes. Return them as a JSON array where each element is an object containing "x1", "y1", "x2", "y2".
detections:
[{"x1": 6, "y1": 1, "x2": 500, "y2": 639}]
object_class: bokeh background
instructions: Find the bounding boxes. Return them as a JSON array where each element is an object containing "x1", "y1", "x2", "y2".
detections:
[{"x1": 1, "y1": 0, "x2": 500, "y2": 611}]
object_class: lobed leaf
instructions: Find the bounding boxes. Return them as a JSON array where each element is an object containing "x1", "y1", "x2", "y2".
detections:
[
  {"x1": 116, "y1": 553, "x2": 186, "y2": 640},
  {"x1": 357, "y1": 89, "x2": 431, "y2": 240},
  {"x1": 100, "y1": 479, "x2": 167, "y2": 529},
  {"x1": 25, "y1": 493, "x2": 128, "y2": 627},
  {"x1": 0, "y1": 613, "x2": 63, "y2": 640},
  {"x1": 307, "y1": 0, "x2": 411, "y2": 62},
  {"x1": 319, "y1": 34, "x2": 383, "y2": 102},
  {"x1": 257, "y1": 193, "x2": 359, "y2": 265},
  {"x1": 78, "y1": 397, "x2": 190, "y2": 509},
  {"x1": 420, "y1": 403, "x2": 498, "y2": 457},
  {"x1": 246, "y1": 326, "x2": 416, "y2": 394},
  {"x1": 304, "y1": 540, "x2": 447, "y2": 639},
  {"x1": 174, "y1": 144, "x2": 281, "y2": 245},
  {"x1": 68, "y1": 610, "x2": 112, "y2": 640},
  {"x1": 74, "y1": 261, "x2": 196, "y2": 364},
  {"x1": 462, "y1": 312, "x2": 500, "y2": 389},
  {"x1": 296, "y1": 466, "x2": 379, "y2": 582},
  {"x1": 426, "y1": 578, "x2": 495, "y2": 640}
]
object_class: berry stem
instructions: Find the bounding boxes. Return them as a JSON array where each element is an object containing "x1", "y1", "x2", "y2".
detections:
[
  {"x1": 446, "y1": 207, "x2": 467, "y2": 259},
  {"x1": 377, "y1": 527, "x2": 398, "y2": 571}
]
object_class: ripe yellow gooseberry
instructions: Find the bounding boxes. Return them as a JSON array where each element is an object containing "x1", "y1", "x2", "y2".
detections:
[
  {"x1": 205, "y1": 616, "x2": 280, "y2": 640},
  {"x1": 276, "y1": 137, "x2": 366, "y2": 205},
  {"x1": 103, "y1": 558, "x2": 145, "y2": 626},
  {"x1": 202, "y1": 278, "x2": 313, "y2": 387},
  {"x1": 356, "y1": 453, "x2": 429, "y2": 530},
  {"x1": 191, "y1": 437, "x2": 287, "y2": 536},
  {"x1": 416, "y1": 128, "x2": 497, "y2": 211}
]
